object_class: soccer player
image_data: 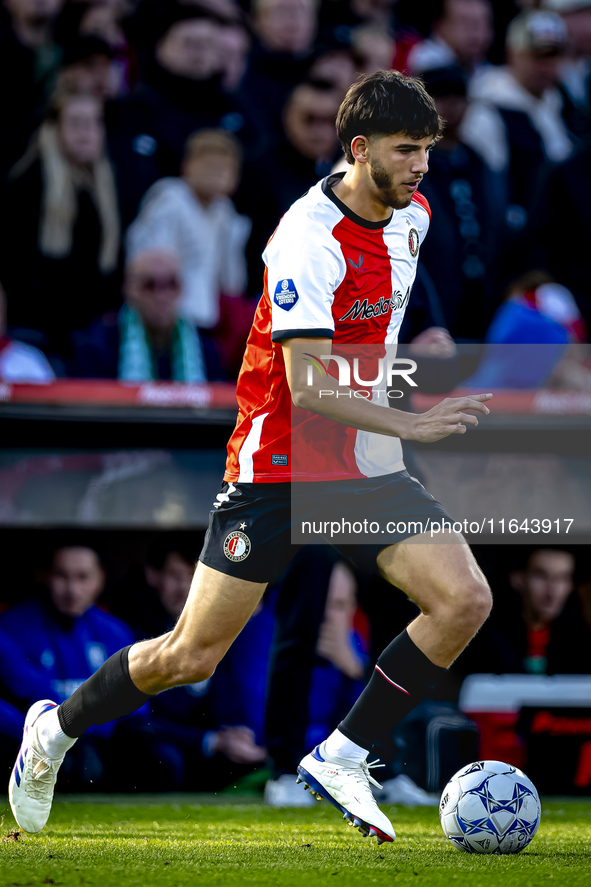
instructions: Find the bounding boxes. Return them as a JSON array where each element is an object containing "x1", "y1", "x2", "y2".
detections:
[{"x1": 10, "y1": 71, "x2": 493, "y2": 844}]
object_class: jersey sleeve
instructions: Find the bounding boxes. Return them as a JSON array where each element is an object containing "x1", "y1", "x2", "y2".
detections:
[{"x1": 265, "y1": 219, "x2": 347, "y2": 343}]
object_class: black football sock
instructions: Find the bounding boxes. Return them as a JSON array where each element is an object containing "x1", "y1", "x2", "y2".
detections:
[
  {"x1": 338, "y1": 629, "x2": 446, "y2": 750},
  {"x1": 57, "y1": 646, "x2": 152, "y2": 738}
]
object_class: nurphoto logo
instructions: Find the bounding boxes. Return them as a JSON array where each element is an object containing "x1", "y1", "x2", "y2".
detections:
[{"x1": 303, "y1": 354, "x2": 418, "y2": 388}]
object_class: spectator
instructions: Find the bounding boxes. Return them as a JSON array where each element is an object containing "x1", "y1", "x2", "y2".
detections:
[
  {"x1": 244, "y1": 0, "x2": 318, "y2": 133},
  {"x1": 71, "y1": 248, "x2": 209, "y2": 381},
  {"x1": 407, "y1": 0, "x2": 494, "y2": 77},
  {"x1": 107, "y1": 535, "x2": 198, "y2": 639},
  {"x1": 351, "y1": 24, "x2": 396, "y2": 75},
  {"x1": 126, "y1": 129, "x2": 250, "y2": 331},
  {"x1": 57, "y1": 35, "x2": 115, "y2": 102},
  {"x1": 107, "y1": 536, "x2": 270, "y2": 790},
  {"x1": 79, "y1": 3, "x2": 134, "y2": 97},
  {"x1": 305, "y1": 561, "x2": 367, "y2": 742},
  {"x1": 417, "y1": 66, "x2": 508, "y2": 340},
  {"x1": 218, "y1": 14, "x2": 252, "y2": 94},
  {"x1": 237, "y1": 80, "x2": 342, "y2": 291},
  {"x1": 0, "y1": 544, "x2": 141, "y2": 788},
  {"x1": 264, "y1": 549, "x2": 364, "y2": 807},
  {"x1": 107, "y1": 4, "x2": 261, "y2": 227},
  {"x1": 307, "y1": 38, "x2": 358, "y2": 99},
  {"x1": 464, "y1": 273, "x2": 590, "y2": 389},
  {"x1": 0, "y1": 91, "x2": 121, "y2": 365},
  {"x1": 474, "y1": 548, "x2": 591, "y2": 674},
  {"x1": 319, "y1": 0, "x2": 397, "y2": 31},
  {"x1": 461, "y1": 10, "x2": 576, "y2": 229},
  {"x1": 0, "y1": 0, "x2": 65, "y2": 176},
  {"x1": 543, "y1": 0, "x2": 591, "y2": 137},
  {"x1": 264, "y1": 548, "x2": 440, "y2": 806},
  {"x1": 0, "y1": 285, "x2": 55, "y2": 382},
  {"x1": 524, "y1": 144, "x2": 591, "y2": 326}
]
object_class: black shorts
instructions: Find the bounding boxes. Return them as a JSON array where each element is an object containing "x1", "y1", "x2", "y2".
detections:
[{"x1": 199, "y1": 470, "x2": 453, "y2": 583}]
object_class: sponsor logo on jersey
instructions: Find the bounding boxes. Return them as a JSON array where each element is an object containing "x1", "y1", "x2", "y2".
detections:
[
  {"x1": 223, "y1": 530, "x2": 251, "y2": 562},
  {"x1": 347, "y1": 253, "x2": 364, "y2": 272},
  {"x1": 274, "y1": 278, "x2": 299, "y2": 311},
  {"x1": 408, "y1": 227, "x2": 419, "y2": 257},
  {"x1": 271, "y1": 454, "x2": 289, "y2": 466},
  {"x1": 339, "y1": 288, "x2": 410, "y2": 322}
]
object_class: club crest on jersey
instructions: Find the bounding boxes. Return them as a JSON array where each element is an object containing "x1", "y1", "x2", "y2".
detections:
[
  {"x1": 223, "y1": 530, "x2": 251, "y2": 562},
  {"x1": 408, "y1": 227, "x2": 420, "y2": 257},
  {"x1": 274, "y1": 278, "x2": 299, "y2": 311}
]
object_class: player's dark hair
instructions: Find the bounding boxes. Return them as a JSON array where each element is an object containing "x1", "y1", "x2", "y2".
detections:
[{"x1": 336, "y1": 69, "x2": 444, "y2": 164}]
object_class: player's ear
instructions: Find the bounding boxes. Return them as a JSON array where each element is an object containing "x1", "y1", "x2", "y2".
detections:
[{"x1": 350, "y1": 135, "x2": 370, "y2": 164}]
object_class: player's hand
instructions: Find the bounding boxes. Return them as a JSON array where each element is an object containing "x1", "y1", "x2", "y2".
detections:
[
  {"x1": 213, "y1": 726, "x2": 268, "y2": 764},
  {"x1": 407, "y1": 393, "x2": 493, "y2": 442}
]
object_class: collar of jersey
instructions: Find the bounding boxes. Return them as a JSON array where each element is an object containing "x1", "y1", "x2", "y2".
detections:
[{"x1": 322, "y1": 172, "x2": 394, "y2": 230}]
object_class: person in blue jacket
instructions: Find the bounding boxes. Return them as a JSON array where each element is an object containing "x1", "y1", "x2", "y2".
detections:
[
  {"x1": 0, "y1": 544, "x2": 149, "y2": 790},
  {"x1": 106, "y1": 536, "x2": 271, "y2": 790}
]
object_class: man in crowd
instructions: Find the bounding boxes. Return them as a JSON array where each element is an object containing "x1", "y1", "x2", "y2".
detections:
[
  {"x1": 474, "y1": 548, "x2": 590, "y2": 674},
  {"x1": 57, "y1": 35, "x2": 114, "y2": 102},
  {"x1": 461, "y1": 9, "x2": 576, "y2": 229},
  {"x1": 244, "y1": 0, "x2": 318, "y2": 133},
  {"x1": 543, "y1": 0, "x2": 591, "y2": 136},
  {"x1": 108, "y1": 536, "x2": 269, "y2": 790},
  {"x1": 0, "y1": 544, "x2": 140, "y2": 788},
  {"x1": 407, "y1": 0, "x2": 494, "y2": 78},
  {"x1": 237, "y1": 79, "x2": 342, "y2": 292},
  {"x1": 523, "y1": 144, "x2": 591, "y2": 328},
  {"x1": 417, "y1": 66, "x2": 508, "y2": 339},
  {"x1": 107, "y1": 3, "x2": 261, "y2": 227},
  {"x1": 264, "y1": 549, "x2": 366, "y2": 807},
  {"x1": 0, "y1": 0, "x2": 64, "y2": 176},
  {"x1": 71, "y1": 247, "x2": 210, "y2": 382}
]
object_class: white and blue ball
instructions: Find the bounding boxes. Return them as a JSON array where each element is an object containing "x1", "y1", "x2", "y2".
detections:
[{"x1": 439, "y1": 760, "x2": 541, "y2": 855}]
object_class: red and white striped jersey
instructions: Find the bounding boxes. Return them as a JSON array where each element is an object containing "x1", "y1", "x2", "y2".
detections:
[{"x1": 224, "y1": 173, "x2": 431, "y2": 483}]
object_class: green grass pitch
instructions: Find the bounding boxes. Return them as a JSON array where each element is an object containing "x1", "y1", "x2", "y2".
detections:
[{"x1": 1, "y1": 794, "x2": 590, "y2": 886}]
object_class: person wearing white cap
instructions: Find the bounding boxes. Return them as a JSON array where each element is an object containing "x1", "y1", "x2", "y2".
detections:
[
  {"x1": 542, "y1": 0, "x2": 591, "y2": 128},
  {"x1": 460, "y1": 10, "x2": 576, "y2": 230}
]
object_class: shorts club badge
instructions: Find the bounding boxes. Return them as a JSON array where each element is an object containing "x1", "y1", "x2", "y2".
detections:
[{"x1": 223, "y1": 530, "x2": 251, "y2": 562}]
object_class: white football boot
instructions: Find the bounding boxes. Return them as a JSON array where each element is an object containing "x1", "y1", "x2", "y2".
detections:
[
  {"x1": 9, "y1": 700, "x2": 64, "y2": 833},
  {"x1": 297, "y1": 743, "x2": 396, "y2": 844}
]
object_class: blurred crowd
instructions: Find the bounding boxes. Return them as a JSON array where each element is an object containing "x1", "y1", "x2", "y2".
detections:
[
  {"x1": 1, "y1": 0, "x2": 591, "y2": 382},
  {"x1": 1, "y1": 537, "x2": 590, "y2": 798}
]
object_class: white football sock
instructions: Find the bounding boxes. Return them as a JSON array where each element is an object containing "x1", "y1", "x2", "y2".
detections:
[
  {"x1": 36, "y1": 707, "x2": 77, "y2": 759},
  {"x1": 323, "y1": 728, "x2": 369, "y2": 763}
]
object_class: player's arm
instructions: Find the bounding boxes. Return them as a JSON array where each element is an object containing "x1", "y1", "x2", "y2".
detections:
[{"x1": 282, "y1": 337, "x2": 492, "y2": 443}]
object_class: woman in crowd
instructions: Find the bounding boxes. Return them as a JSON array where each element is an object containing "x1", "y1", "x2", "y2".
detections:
[{"x1": 0, "y1": 90, "x2": 121, "y2": 368}]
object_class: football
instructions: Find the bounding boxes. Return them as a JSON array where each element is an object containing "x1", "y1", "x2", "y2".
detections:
[{"x1": 439, "y1": 760, "x2": 541, "y2": 855}]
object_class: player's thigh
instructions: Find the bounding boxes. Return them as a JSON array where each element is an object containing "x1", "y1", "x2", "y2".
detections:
[
  {"x1": 376, "y1": 531, "x2": 488, "y2": 614},
  {"x1": 170, "y1": 561, "x2": 266, "y2": 658}
]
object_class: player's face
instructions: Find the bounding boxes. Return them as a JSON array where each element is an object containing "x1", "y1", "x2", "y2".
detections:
[{"x1": 367, "y1": 132, "x2": 435, "y2": 210}]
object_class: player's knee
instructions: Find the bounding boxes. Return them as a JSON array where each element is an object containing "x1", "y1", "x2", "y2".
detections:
[
  {"x1": 162, "y1": 642, "x2": 220, "y2": 686},
  {"x1": 448, "y1": 577, "x2": 492, "y2": 636},
  {"x1": 176, "y1": 649, "x2": 219, "y2": 685}
]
